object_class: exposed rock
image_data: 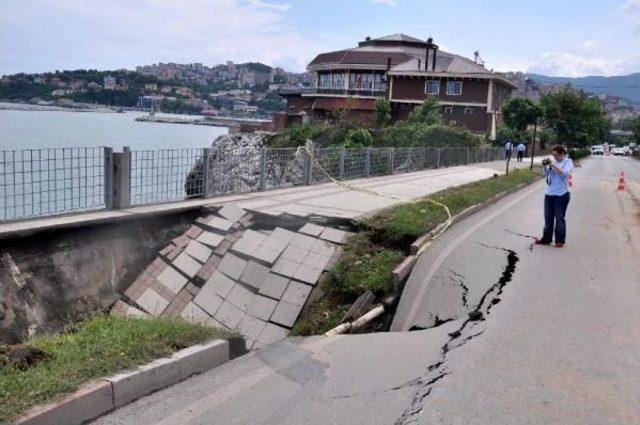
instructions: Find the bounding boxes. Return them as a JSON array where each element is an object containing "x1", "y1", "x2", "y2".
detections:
[{"x1": 185, "y1": 132, "x2": 308, "y2": 197}]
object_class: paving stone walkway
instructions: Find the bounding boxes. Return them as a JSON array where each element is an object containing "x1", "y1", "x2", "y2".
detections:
[{"x1": 112, "y1": 205, "x2": 350, "y2": 348}]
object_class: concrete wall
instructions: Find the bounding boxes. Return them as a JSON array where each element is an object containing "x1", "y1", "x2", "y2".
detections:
[{"x1": 0, "y1": 211, "x2": 200, "y2": 343}]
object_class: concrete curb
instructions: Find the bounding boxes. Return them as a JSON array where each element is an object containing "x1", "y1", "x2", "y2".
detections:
[{"x1": 16, "y1": 339, "x2": 231, "y2": 425}]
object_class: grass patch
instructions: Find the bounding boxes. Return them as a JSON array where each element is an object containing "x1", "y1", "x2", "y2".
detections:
[
  {"x1": 0, "y1": 314, "x2": 232, "y2": 422},
  {"x1": 292, "y1": 168, "x2": 540, "y2": 336},
  {"x1": 366, "y1": 168, "x2": 537, "y2": 248}
]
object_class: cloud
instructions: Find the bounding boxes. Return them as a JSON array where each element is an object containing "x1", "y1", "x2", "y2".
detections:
[
  {"x1": 1, "y1": 0, "x2": 322, "y2": 73},
  {"x1": 526, "y1": 50, "x2": 640, "y2": 77},
  {"x1": 371, "y1": 0, "x2": 398, "y2": 6},
  {"x1": 621, "y1": 0, "x2": 640, "y2": 31}
]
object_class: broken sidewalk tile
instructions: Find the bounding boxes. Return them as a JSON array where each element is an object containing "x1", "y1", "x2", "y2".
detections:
[
  {"x1": 218, "y1": 205, "x2": 246, "y2": 223},
  {"x1": 217, "y1": 252, "x2": 248, "y2": 280},
  {"x1": 298, "y1": 223, "x2": 325, "y2": 237},
  {"x1": 196, "y1": 231, "x2": 225, "y2": 248},
  {"x1": 270, "y1": 300, "x2": 303, "y2": 328},
  {"x1": 239, "y1": 261, "x2": 271, "y2": 291},
  {"x1": 184, "y1": 239, "x2": 213, "y2": 264},
  {"x1": 136, "y1": 287, "x2": 170, "y2": 316},
  {"x1": 258, "y1": 273, "x2": 290, "y2": 300},
  {"x1": 172, "y1": 252, "x2": 202, "y2": 278},
  {"x1": 156, "y1": 266, "x2": 188, "y2": 294}
]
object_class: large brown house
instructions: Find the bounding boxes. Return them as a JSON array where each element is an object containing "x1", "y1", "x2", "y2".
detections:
[{"x1": 277, "y1": 34, "x2": 517, "y2": 139}]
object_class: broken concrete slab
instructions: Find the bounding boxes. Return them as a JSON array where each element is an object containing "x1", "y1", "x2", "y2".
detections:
[
  {"x1": 272, "y1": 257, "x2": 299, "y2": 279},
  {"x1": 271, "y1": 300, "x2": 303, "y2": 328},
  {"x1": 215, "y1": 301, "x2": 245, "y2": 330},
  {"x1": 193, "y1": 282, "x2": 224, "y2": 316},
  {"x1": 156, "y1": 266, "x2": 188, "y2": 294},
  {"x1": 255, "y1": 323, "x2": 288, "y2": 347},
  {"x1": 205, "y1": 271, "x2": 235, "y2": 299},
  {"x1": 289, "y1": 233, "x2": 317, "y2": 250},
  {"x1": 281, "y1": 281, "x2": 312, "y2": 306},
  {"x1": 217, "y1": 253, "x2": 248, "y2": 280},
  {"x1": 280, "y1": 245, "x2": 308, "y2": 263},
  {"x1": 292, "y1": 264, "x2": 322, "y2": 285},
  {"x1": 259, "y1": 273, "x2": 290, "y2": 300},
  {"x1": 137, "y1": 288, "x2": 170, "y2": 316},
  {"x1": 184, "y1": 240, "x2": 213, "y2": 263},
  {"x1": 302, "y1": 251, "x2": 330, "y2": 271},
  {"x1": 207, "y1": 216, "x2": 235, "y2": 232},
  {"x1": 247, "y1": 295, "x2": 278, "y2": 321},
  {"x1": 172, "y1": 252, "x2": 202, "y2": 278},
  {"x1": 226, "y1": 283, "x2": 255, "y2": 312},
  {"x1": 196, "y1": 231, "x2": 225, "y2": 248},
  {"x1": 319, "y1": 227, "x2": 350, "y2": 244},
  {"x1": 237, "y1": 316, "x2": 268, "y2": 344},
  {"x1": 239, "y1": 261, "x2": 270, "y2": 291},
  {"x1": 218, "y1": 205, "x2": 246, "y2": 223},
  {"x1": 298, "y1": 223, "x2": 325, "y2": 237},
  {"x1": 180, "y1": 302, "x2": 214, "y2": 326}
]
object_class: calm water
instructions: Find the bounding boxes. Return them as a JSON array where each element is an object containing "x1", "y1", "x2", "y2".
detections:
[{"x1": 0, "y1": 108, "x2": 227, "y2": 150}]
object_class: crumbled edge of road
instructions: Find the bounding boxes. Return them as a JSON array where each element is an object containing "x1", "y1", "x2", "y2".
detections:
[
  {"x1": 0, "y1": 314, "x2": 235, "y2": 422},
  {"x1": 291, "y1": 168, "x2": 541, "y2": 336}
]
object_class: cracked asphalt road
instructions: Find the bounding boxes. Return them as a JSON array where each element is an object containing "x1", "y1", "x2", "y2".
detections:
[{"x1": 93, "y1": 157, "x2": 640, "y2": 425}]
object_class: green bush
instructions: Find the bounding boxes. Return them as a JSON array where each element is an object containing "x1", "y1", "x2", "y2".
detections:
[
  {"x1": 380, "y1": 122, "x2": 481, "y2": 147},
  {"x1": 344, "y1": 128, "x2": 374, "y2": 148},
  {"x1": 570, "y1": 148, "x2": 591, "y2": 160}
]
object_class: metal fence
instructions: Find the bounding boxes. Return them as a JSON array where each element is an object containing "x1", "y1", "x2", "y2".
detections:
[{"x1": 0, "y1": 145, "x2": 503, "y2": 222}]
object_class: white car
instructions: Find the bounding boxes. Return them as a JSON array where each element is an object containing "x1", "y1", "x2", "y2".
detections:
[
  {"x1": 612, "y1": 147, "x2": 626, "y2": 156},
  {"x1": 591, "y1": 145, "x2": 604, "y2": 156}
]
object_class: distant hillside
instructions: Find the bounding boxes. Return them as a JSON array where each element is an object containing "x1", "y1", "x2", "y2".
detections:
[{"x1": 525, "y1": 73, "x2": 640, "y2": 103}]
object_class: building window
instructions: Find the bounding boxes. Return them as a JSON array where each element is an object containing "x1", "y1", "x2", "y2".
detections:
[
  {"x1": 425, "y1": 80, "x2": 440, "y2": 95},
  {"x1": 446, "y1": 81, "x2": 462, "y2": 96},
  {"x1": 464, "y1": 107, "x2": 473, "y2": 115},
  {"x1": 444, "y1": 106, "x2": 453, "y2": 114}
]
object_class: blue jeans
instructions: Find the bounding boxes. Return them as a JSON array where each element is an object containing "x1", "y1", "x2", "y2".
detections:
[{"x1": 542, "y1": 192, "x2": 571, "y2": 244}]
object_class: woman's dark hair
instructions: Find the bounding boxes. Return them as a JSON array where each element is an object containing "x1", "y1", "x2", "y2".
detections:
[{"x1": 551, "y1": 145, "x2": 567, "y2": 155}]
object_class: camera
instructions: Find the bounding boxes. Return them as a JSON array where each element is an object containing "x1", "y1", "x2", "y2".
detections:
[{"x1": 541, "y1": 158, "x2": 552, "y2": 167}]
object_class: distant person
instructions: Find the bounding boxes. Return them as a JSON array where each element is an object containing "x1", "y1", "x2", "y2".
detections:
[
  {"x1": 536, "y1": 145, "x2": 573, "y2": 248},
  {"x1": 516, "y1": 142, "x2": 526, "y2": 162},
  {"x1": 504, "y1": 140, "x2": 513, "y2": 161}
]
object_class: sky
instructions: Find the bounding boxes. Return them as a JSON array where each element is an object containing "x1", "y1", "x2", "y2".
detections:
[{"x1": 1, "y1": 0, "x2": 639, "y2": 77}]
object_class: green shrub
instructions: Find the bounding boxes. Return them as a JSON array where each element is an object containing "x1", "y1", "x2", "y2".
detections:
[
  {"x1": 344, "y1": 128, "x2": 374, "y2": 148},
  {"x1": 380, "y1": 122, "x2": 481, "y2": 147}
]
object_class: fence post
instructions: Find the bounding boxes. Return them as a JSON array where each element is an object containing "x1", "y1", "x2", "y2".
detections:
[
  {"x1": 259, "y1": 147, "x2": 267, "y2": 191},
  {"x1": 436, "y1": 148, "x2": 441, "y2": 168},
  {"x1": 304, "y1": 141, "x2": 314, "y2": 186},
  {"x1": 339, "y1": 147, "x2": 346, "y2": 180},
  {"x1": 388, "y1": 147, "x2": 395, "y2": 175},
  {"x1": 202, "y1": 147, "x2": 212, "y2": 197},
  {"x1": 466, "y1": 148, "x2": 471, "y2": 165},
  {"x1": 111, "y1": 149, "x2": 131, "y2": 209},
  {"x1": 104, "y1": 147, "x2": 114, "y2": 209},
  {"x1": 365, "y1": 147, "x2": 371, "y2": 177}
]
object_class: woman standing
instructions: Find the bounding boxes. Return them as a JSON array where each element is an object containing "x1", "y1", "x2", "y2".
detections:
[{"x1": 536, "y1": 145, "x2": 573, "y2": 248}]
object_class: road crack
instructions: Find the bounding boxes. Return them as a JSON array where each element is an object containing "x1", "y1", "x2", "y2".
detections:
[{"x1": 394, "y1": 245, "x2": 520, "y2": 425}]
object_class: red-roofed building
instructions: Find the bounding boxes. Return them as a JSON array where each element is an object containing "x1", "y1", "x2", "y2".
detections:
[{"x1": 278, "y1": 34, "x2": 517, "y2": 138}]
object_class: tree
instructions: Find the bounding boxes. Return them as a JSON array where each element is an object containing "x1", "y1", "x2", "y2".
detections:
[
  {"x1": 407, "y1": 96, "x2": 441, "y2": 125},
  {"x1": 540, "y1": 89, "x2": 609, "y2": 148},
  {"x1": 502, "y1": 98, "x2": 542, "y2": 134},
  {"x1": 373, "y1": 98, "x2": 392, "y2": 128}
]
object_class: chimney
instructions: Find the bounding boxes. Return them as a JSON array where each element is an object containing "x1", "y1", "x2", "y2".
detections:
[
  {"x1": 425, "y1": 37, "x2": 438, "y2": 72},
  {"x1": 365, "y1": 36, "x2": 371, "y2": 41}
]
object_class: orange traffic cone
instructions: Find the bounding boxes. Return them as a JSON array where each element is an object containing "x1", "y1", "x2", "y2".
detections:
[
  {"x1": 568, "y1": 174, "x2": 574, "y2": 187},
  {"x1": 617, "y1": 171, "x2": 626, "y2": 191}
]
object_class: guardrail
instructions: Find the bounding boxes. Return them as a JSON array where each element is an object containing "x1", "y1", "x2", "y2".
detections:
[{"x1": 0, "y1": 145, "x2": 503, "y2": 221}]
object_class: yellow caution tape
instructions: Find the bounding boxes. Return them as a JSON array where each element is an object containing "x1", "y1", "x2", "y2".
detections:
[{"x1": 297, "y1": 146, "x2": 453, "y2": 255}]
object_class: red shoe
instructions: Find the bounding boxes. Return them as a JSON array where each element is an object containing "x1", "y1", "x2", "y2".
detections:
[
  {"x1": 554, "y1": 243, "x2": 565, "y2": 248},
  {"x1": 535, "y1": 239, "x2": 551, "y2": 245}
]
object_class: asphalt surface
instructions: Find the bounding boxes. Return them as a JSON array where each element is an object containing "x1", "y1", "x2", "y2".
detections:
[{"x1": 93, "y1": 156, "x2": 640, "y2": 425}]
